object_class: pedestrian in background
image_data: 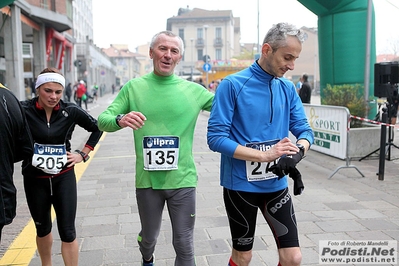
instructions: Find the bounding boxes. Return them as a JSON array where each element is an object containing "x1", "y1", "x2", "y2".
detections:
[
  {"x1": 298, "y1": 73, "x2": 311, "y2": 104},
  {"x1": 196, "y1": 77, "x2": 206, "y2": 88},
  {"x1": 92, "y1": 82, "x2": 99, "y2": 102},
  {"x1": 76, "y1": 80, "x2": 86, "y2": 108},
  {"x1": 98, "y1": 30, "x2": 214, "y2": 266},
  {"x1": 72, "y1": 81, "x2": 78, "y2": 103},
  {"x1": 20, "y1": 67, "x2": 102, "y2": 266},
  {"x1": 207, "y1": 22, "x2": 314, "y2": 266},
  {"x1": 64, "y1": 82, "x2": 72, "y2": 102},
  {"x1": 208, "y1": 80, "x2": 215, "y2": 91},
  {"x1": 0, "y1": 83, "x2": 33, "y2": 242}
]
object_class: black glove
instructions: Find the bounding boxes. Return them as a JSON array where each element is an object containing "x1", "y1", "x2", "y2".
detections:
[
  {"x1": 269, "y1": 149, "x2": 304, "y2": 178},
  {"x1": 289, "y1": 167, "x2": 304, "y2": 195}
]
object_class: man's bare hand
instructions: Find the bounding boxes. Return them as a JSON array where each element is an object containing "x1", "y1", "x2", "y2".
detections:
[
  {"x1": 265, "y1": 137, "x2": 299, "y2": 161},
  {"x1": 118, "y1": 111, "x2": 147, "y2": 130}
]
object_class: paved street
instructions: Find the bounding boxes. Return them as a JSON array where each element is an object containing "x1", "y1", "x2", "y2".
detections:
[{"x1": 0, "y1": 93, "x2": 398, "y2": 265}]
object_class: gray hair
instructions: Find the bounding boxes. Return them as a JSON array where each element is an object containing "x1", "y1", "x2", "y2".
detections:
[
  {"x1": 263, "y1": 22, "x2": 307, "y2": 51},
  {"x1": 150, "y1": 30, "x2": 185, "y2": 55}
]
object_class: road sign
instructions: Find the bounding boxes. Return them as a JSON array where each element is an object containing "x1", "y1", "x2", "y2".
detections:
[{"x1": 203, "y1": 63, "x2": 211, "y2": 72}]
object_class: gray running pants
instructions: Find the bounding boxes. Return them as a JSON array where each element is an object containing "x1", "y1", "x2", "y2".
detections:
[{"x1": 136, "y1": 187, "x2": 196, "y2": 266}]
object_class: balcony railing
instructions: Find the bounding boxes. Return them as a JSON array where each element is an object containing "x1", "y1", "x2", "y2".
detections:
[
  {"x1": 214, "y1": 38, "x2": 223, "y2": 47},
  {"x1": 196, "y1": 38, "x2": 204, "y2": 48}
]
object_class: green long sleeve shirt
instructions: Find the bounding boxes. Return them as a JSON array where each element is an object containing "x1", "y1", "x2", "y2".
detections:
[{"x1": 98, "y1": 73, "x2": 214, "y2": 189}]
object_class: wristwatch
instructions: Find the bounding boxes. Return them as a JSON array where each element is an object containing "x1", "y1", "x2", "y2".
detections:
[
  {"x1": 116, "y1": 114, "x2": 125, "y2": 127},
  {"x1": 296, "y1": 143, "x2": 305, "y2": 158},
  {"x1": 75, "y1": 149, "x2": 90, "y2": 163}
]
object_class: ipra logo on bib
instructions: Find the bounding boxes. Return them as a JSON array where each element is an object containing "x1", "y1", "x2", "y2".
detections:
[{"x1": 319, "y1": 240, "x2": 397, "y2": 264}]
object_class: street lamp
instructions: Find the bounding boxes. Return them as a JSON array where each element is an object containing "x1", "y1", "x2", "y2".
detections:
[
  {"x1": 204, "y1": 25, "x2": 209, "y2": 88},
  {"x1": 190, "y1": 38, "x2": 194, "y2": 81}
]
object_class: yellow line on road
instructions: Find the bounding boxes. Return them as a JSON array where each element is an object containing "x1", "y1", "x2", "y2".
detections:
[
  {"x1": 0, "y1": 138, "x2": 103, "y2": 266},
  {"x1": 0, "y1": 131, "x2": 213, "y2": 265}
]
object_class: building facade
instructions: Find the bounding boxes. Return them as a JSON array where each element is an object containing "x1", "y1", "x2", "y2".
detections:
[
  {"x1": 135, "y1": 43, "x2": 153, "y2": 77},
  {"x1": 165, "y1": 7, "x2": 320, "y2": 90},
  {"x1": 72, "y1": 0, "x2": 115, "y2": 94},
  {"x1": 288, "y1": 27, "x2": 320, "y2": 93},
  {"x1": 72, "y1": 0, "x2": 92, "y2": 43},
  {"x1": 166, "y1": 7, "x2": 241, "y2": 83},
  {"x1": 0, "y1": 0, "x2": 115, "y2": 100},
  {"x1": 1, "y1": 0, "x2": 74, "y2": 99},
  {"x1": 102, "y1": 44, "x2": 142, "y2": 87}
]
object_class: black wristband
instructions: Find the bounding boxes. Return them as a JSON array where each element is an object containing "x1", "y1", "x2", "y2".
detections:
[
  {"x1": 296, "y1": 143, "x2": 305, "y2": 160},
  {"x1": 75, "y1": 149, "x2": 90, "y2": 163},
  {"x1": 116, "y1": 114, "x2": 125, "y2": 127}
]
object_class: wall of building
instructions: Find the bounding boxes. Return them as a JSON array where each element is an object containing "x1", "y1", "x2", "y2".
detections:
[
  {"x1": 165, "y1": 7, "x2": 319, "y2": 88},
  {"x1": 289, "y1": 27, "x2": 320, "y2": 93},
  {"x1": 0, "y1": 0, "x2": 115, "y2": 100}
]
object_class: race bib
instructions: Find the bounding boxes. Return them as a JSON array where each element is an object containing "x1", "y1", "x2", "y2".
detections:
[
  {"x1": 143, "y1": 136, "x2": 179, "y2": 171},
  {"x1": 32, "y1": 143, "x2": 67, "y2": 175},
  {"x1": 245, "y1": 140, "x2": 279, "y2": 182}
]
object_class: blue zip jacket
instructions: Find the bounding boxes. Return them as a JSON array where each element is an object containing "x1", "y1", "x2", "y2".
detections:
[{"x1": 207, "y1": 61, "x2": 314, "y2": 193}]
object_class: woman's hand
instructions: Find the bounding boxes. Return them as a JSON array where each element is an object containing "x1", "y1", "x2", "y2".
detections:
[{"x1": 66, "y1": 151, "x2": 83, "y2": 167}]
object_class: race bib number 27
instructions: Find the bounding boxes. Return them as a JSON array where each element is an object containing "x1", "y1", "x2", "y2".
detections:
[
  {"x1": 245, "y1": 140, "x2": 279, "y2": 181},
  {"x1": 143, "y1": 136, "x2": 179, "y2": 171}
]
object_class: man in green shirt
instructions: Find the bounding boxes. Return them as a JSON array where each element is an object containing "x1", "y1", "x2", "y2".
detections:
[{"x1": 98, "y1": 31, "x2": 214, "y2": 266}]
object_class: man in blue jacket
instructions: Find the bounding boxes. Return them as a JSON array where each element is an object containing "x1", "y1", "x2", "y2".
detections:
[{"x1": 207, "y1": 22, "x2": 314, "y2": 266}]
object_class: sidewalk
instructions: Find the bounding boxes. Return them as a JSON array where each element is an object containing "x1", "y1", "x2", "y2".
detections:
[{"x1": 1, "y1": 94, "x2": 398, "y2": 265}]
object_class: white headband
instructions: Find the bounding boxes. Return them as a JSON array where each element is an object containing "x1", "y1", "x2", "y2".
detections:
[{"x1": 35, "y1": 73, "x2": 65, "y2": 89}]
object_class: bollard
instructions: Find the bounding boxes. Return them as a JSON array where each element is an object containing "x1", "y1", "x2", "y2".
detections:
[{"x1": 377, "y1": 108, "x2": 387, "y2": 180}]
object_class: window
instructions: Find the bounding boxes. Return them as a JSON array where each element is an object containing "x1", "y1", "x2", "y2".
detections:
[
  {"x1": 66, "y1": 0, "x2": 73, "y2": 20},
  {"x1": 197, "y1": 28, "x2": 203, "y2": 39},
  {"x1": 179, "y1": 28, "x2": 185, "y2": 42},
  {"x1": 215, "y1": 27, "x2": 222, "y2": 38},
  {"x1": 40, "y1": 0, "x2": 49, "y2": 9},
  {"x1": 197, "y1": 49, "x2": 204, "y2": 61},
  {"x1": 216, "y1": 49, "x2": 222, "y2": 60},
  {"x1": 51, "y1": 0, "x2": 56, "y2": 11},
  {"x1": 23, "y1": 58, "x2": 33, "y2": 73},
  {"x1": 22, "y1": 43, "x2": 33, "y2": 58}
]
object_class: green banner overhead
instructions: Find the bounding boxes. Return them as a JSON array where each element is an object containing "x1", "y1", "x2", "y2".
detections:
[
  {"x1": 298, "y1": 0, "x2": 376, "y2": 112},
  {"x1": 0, "y1": 0, "x2": 15, "y2": 8}
]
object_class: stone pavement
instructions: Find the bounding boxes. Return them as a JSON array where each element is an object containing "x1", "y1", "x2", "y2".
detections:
[{"x1": 0, "y1": 94, "x2": 398, "y2": 265}]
